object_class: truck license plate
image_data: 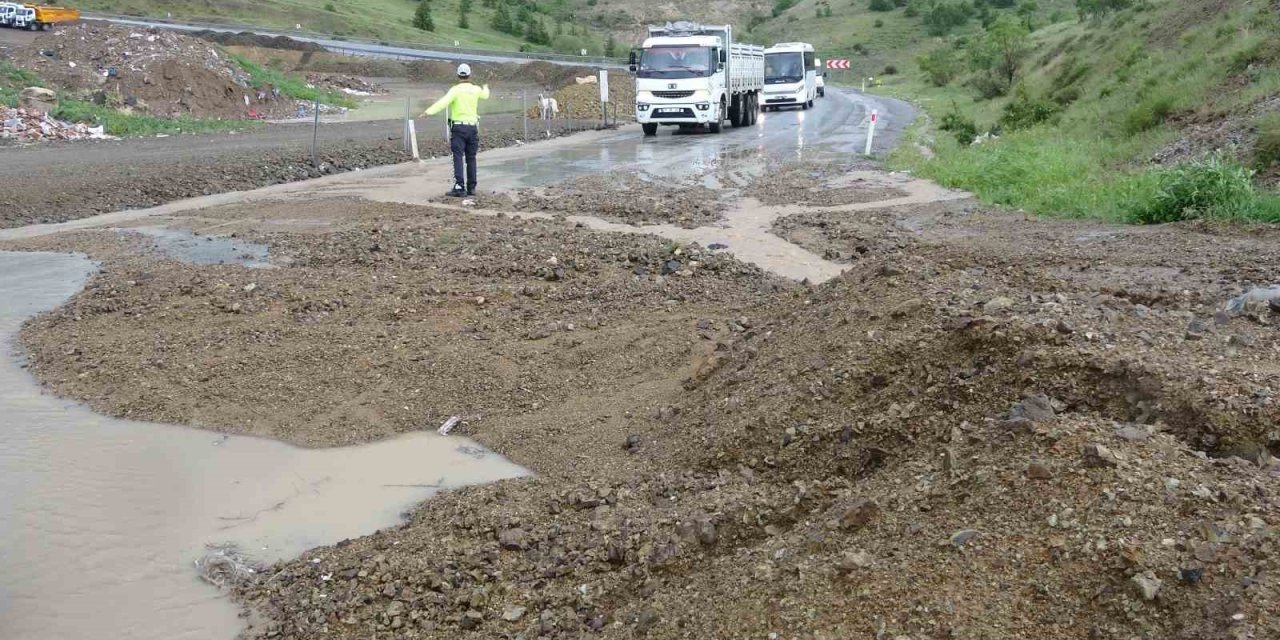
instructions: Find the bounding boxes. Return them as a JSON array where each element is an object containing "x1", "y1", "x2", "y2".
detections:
[{"x1": 656, "y1": 108, "x2": 682, "y2": 114}]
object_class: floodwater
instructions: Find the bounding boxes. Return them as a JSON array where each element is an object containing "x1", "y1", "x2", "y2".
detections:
[
  {"x1": 119, "y1": 226, "x2": 273, "y2": 268},
  {"x1": 0, "y1": 251, "x2": 529, "y2": 640}
]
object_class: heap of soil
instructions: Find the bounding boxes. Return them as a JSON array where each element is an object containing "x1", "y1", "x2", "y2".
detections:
[
  {"x1": 11, "y1": 167, "x2": 1280, "y2": 639},
  {"x1": 532, "y1": 78, "x2": 636, "y2": 121},
  {"x1": 189, "y1": 30, "x2": 326, "y2": 53},
  {"x1": 12, "y1": 23, "x2": 294, "y2": 118},
  {"x1": 511, "y1": 172, "x2": 726, "y2": 228},
  {"x1": 746, "y1": 161, "x2": 909, "y2": 206}
]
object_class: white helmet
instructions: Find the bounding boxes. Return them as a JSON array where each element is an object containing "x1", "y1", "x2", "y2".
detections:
[{"x1": 457, "y1": 63, "x2": 472, "y2": 78}]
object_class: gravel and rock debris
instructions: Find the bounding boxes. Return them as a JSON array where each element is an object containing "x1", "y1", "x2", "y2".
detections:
[
  {"x1": 746, "y1": 160, "x2": 909, "y2": 207},
  {"x1": 508, "y1": 172, "x2": 727, "y2": 228},
  {"x1": 8, "y1": 163, "x2": 1280, "y2": 640}
]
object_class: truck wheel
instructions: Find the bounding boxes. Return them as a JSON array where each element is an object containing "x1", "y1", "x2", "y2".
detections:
[
  {"x1": 748, "y1": 94, "x2": 757, "y2": 125},
  {"x1": 708, "y1": 100, "x2": 725, "y2": 133},
  {"x1": 642, "y1": 123, "x2": 658, "y2": 137}
]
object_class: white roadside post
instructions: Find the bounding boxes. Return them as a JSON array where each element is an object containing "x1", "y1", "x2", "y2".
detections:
[
  {"x1": 408, "y1": 119, "x2": 420, "y2": 160},
  {"x1": 599, "y1": 69, "x2": 609, "y2": 126},
  {"x1": 864, "y1": 110, "x2": 878, "y2": 156}
]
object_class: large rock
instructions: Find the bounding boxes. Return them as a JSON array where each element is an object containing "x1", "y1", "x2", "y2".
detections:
[{"x1": 18, "y1": 87, "x2": 57, "y2": 114}]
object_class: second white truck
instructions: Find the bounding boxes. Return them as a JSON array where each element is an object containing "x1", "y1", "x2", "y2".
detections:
[{"x1": 629, "y1": 22, "x2": 764, "y2": 136}]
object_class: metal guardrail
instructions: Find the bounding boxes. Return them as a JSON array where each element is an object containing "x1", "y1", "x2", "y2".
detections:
[{"x1": 84, "y1": 12, "x2": 628, "y2": 68}]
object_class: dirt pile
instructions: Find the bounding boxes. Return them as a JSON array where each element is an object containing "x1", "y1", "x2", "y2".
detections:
[
  {"x1": 189, "y1": 30, "x2": 325, "y2": 53},
  {"x1": 1, "y1": 106, "x2": 113, "y2": 143},
  {"x1": 14, "y1": 198, "x2": 787, "y2": 449},
  {"x1": 12, "y1": 23, "x2": 294, "y2": 118},
  {"x1": 533, "y1": 78, "x2": 636, "y2": 121},
  {"x1": 511, "y1": 172, "x2": 725, "y2": 228},
  {"x1": 746, "y1": 161, "x2": 908, "y2": 206}
]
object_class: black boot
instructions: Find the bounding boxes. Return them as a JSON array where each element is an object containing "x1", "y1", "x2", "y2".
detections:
[
  {"x1": 447, "y1": 182, "x2": 466, "y2": 197},
  {"x1": 466, "y1": 185, "x2": 477, "y2": 197}
]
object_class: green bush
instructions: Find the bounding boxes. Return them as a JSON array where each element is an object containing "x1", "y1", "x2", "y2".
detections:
[
  {"x1": 1129, "y1": 154, "x2": 1258, "y2": 224},
  {"x1": 917, "y1": 47, "x2": 963, "y2": 86},
  {"x1": 229, "y1": 55, "x2": 356, "y2": 108},
  {"x1": 999, "y1": 86, "x2": 1058, "y2": 130},
  {"x1": 939, "y1": 106, "x2": 980, "y2": 146},
  {"x1": 874, "y1": 18, "x2": 884, "y2": 27},
  {"x1": 883, "y1": 64, "x2": 899, "y2": 75},
  {"x1": 1122, "y1": 93, "x2": 1175, "y2": 135}
]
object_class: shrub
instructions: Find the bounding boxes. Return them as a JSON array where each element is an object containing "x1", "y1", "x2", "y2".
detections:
[
  {"x1": 939, "y1": 106, "x2": 980, "y2": 146},
  {"x1": 883, "y1": 64, "x2": 899, "y2": 75},
  {"x1": 917, "y1": 47, "x2": 963, "y2": 86},
  {"x1": 1122, "y1": 93, "x2": 1175, "y2": 135},
  {"x1": 874, "y1": 18, "x2": 885, "y2": 27},
  {"x1": 999, "y1": 86, "x2": 1058, "y2": 130},
  {"x1": 324, "y1": 2, "x2": 336, "y2": 11},
  {"x1": 1129, "y1": 154, "x2": 1258, "y2": 224}
]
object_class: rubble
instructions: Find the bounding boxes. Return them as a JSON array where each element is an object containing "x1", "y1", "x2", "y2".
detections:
[{"x1": 1, "y1": 106, "x2": 112, "y2": 143}]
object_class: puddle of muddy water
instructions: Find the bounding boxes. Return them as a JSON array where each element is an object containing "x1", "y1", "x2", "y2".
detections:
[
  {"x1": 118, "y1": 226, "x2": 273, "y2": 268},
  {"x1": 0, "y1": 251, "x2": 529, "y2": 640}
]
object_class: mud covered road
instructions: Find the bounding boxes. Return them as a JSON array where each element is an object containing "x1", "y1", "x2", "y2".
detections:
[{"x1": 10, "y1": 85, "x2": 1277, "y2": 640}]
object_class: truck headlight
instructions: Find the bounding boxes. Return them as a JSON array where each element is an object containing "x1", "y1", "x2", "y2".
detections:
[
  {"x1": 696, "y1": 103, "x2": 710, "y2": 111},
  {"x1": 637, "y1": 104, "x2": 650, "y2": 111}
]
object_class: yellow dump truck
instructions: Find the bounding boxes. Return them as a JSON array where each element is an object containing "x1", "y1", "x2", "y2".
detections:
[{"x1": 12, "y1": 5, "x2": 80, "y2": 30}]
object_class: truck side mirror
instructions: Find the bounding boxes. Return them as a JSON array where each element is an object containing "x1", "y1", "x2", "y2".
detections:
[
  {"x1": 628, "y1": 50, "x2": 638, "y2": 73},
  {"x1": 719, "y1": 49, "x2": 727, "y2": 64}
]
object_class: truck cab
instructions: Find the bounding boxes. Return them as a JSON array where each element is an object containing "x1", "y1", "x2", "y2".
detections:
[
  {"x1": 762, "y1": 42, "x2": 818, "y2": 111},
  {"x1": 630, "y1": 22, "x2": 764, "y2": 136},
  {"x1": 0, "y1": 3, "x2": 19, "y2": 27},
  {"x1": 13, "y1": 5, "x2": 35, "y2": 30}
]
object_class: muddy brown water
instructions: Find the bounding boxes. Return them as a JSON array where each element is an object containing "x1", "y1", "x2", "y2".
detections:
[{"x1": 0, "y1": 251, "x2": 529, "y2": 640}]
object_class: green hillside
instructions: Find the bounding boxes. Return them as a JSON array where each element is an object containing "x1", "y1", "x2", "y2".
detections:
[
  {"x1": 79, "y1": 0, "x2": 616, "y2": 55},
  {"x1": 878, "y1": 0, "x2": 1280, "y2": 223}
]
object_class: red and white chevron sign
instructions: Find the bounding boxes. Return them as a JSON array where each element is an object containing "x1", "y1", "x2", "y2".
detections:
[{"x1": 827, "y1": 59, "x2": 851, "y2": 69}]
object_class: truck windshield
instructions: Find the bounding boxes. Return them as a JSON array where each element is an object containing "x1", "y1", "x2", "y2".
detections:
[
  {"x1": 765, "y1": 52, "x2": 805, "y2": 84},
  {"x1": 639, "y1": 46, "x2": 713, "y2": 79}
]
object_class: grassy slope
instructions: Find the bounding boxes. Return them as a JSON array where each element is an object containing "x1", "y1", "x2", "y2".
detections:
[
  {"x1": 79, "y1": 0, "x2": 604, "y2": 53},
  {"x1": 878, "y1": 0, "x2": 1280, "y2": 223}
]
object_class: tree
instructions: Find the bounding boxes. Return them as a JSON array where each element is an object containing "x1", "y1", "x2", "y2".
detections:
[
  {"x1": 604, "y1": 33, "x2": 616, "y2": 57},
  {"x1": 970, "y1": 15, "x2": 1031, "y2": 89},
  {"x1": 1017, "y1": 0, "x2": 1038, "y2": 30},
  {"x1": 459, "y1": 0, "x2": 471, "y2": 28},
  {"x1": 917, "y1": 46, "x2": 964, "y2": 86},
  {"x1": 413, "y1": 0, "x2": 434, "y2": 31},
  {"x1": 491, "y1": 2, "x2": 515, "y2": 34},
  {"x1": 923, "y1": 2, "x2": 970, "y2": 36}
]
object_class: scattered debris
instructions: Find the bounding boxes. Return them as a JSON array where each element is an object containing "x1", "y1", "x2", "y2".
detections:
[{"x1": 437, "y1": 416, "x2": 462, "y2": 436}]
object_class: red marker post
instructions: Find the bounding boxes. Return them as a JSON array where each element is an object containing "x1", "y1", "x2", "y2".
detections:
[{"x1": 865, "y1": 110, "x2": 878, "y2": 156}]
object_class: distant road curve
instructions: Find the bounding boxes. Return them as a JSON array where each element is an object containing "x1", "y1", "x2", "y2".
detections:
[{"x1": 87, "y1": 14, "x2": 626, "y2": 69}]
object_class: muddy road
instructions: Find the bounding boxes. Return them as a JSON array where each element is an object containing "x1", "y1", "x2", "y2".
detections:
[{"x1": 8, "y1": 84, "x2": 1275, "y2": 640}]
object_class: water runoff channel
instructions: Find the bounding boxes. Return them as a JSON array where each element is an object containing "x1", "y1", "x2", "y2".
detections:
[{"x1": 0, "y1": 230, "x2": 529, "y2": 640}]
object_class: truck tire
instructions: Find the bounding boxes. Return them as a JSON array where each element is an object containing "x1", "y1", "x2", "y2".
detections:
[
  {"x1": 642, "y1": 123, "x2": 658, "y2": 137},
  {"x1": 729, "y1": 95, "x2": 742, "y2": 127},
  {"x1": 708, "y1": 99, "x2": 725, "y2": 133},
  {"x1": 747, "y1": 94, "x2": 757, "y2": 125}
]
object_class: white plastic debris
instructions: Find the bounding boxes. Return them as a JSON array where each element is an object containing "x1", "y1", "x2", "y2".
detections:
[{"x1": 438, "y1": 416, "x2": 462, "y2": 436}]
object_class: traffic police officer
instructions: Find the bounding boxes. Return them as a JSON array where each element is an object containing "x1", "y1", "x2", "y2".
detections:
[{"x1": 423, "y1": 63, "x2": 491, "y2": 196}]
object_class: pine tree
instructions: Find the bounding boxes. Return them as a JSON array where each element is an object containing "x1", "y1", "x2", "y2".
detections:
[
  {"x1": 604, "y1": 32, "x2": 616, "y2": 57},
  {"x1": 459, "y1": 0, "x2": 472, "y2": 28},
  {"x1": 491, "y1": 2, "x2": 514, "y2": 34},
  {"x1": 413, "y1": 0, "x2": 435, "y2": 31}
]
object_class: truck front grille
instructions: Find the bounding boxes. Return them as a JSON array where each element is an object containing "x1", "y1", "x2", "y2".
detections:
[{"x1": 652, "y1": 91, "x2": 695, "y2": 99}]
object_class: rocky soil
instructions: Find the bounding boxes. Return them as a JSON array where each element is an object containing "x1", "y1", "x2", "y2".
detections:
[
  {"x1": 13, "y1": 197, "x2": 786, "y2": 447},
  {"x1": 746, "y1": 161, "x2": 909, "y2": 207},
  {"x1": 509, "y1": 172, "x2": 727, "y2": 228},
  {"x1": 8, "y1": 163, "x2": 1280, "y2": 640}
]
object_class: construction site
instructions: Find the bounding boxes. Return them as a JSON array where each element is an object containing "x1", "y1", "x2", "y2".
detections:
[{"x1": 1, "y1": 7, "x2": 1278, "y2": 640}]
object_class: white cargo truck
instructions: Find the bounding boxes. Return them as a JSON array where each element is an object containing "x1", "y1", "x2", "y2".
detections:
[
  {"x1": 629, "y1": 21, "x2": 764, "y2": 136},
  {"x1": 762, "y1": 42, "x2": 818, "y2": 111},
  {"x1": 0, "y1": 3, "x2": 20, "y2": 27}
]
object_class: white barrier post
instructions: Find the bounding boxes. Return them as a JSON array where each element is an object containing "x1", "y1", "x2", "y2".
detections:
[
  {"x1": 865, "y1": 110, "x2": 878, "y2": 156},
  {"x1": 408, "y1": 120, "x2": 420, "y2": 160}
]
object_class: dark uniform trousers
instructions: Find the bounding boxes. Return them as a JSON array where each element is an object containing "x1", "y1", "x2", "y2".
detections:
[{"x1": 450, "y1": 123, "x2": 479, "y2": 191}]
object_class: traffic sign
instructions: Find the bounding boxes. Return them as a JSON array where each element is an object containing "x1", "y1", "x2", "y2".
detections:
[{"x1": 827, "y1": 59, "x2": 851, "y2": 69}]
